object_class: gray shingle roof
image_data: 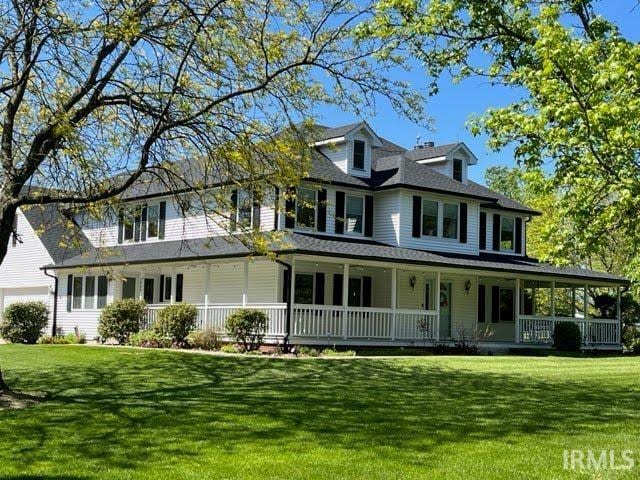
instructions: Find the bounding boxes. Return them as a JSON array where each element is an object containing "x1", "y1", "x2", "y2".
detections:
[
  {"x1": 399, "y1": 142, "x2": 462, "y2": 161},
  {"x1": 21, "y1": 204, "x2": 92, "y2": 265},
  {"x1": 49, "y1": 232, "x2": 626, "y2": 284},
  {"x1": 313, "y1": 122, "x2": 363, "y2": 142}
]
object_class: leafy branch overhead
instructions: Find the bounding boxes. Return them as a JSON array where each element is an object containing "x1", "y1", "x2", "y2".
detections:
[
  {"x1": 0, "y1": 0, "x2": 422, "y2": 265},
  {"x1": 366, "y1": 0, "x2": 640, "y2": 283}
]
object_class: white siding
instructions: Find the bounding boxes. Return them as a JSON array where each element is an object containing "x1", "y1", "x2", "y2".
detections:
[
  {"x1": 0, "y1": 209, "x2": 55, "y2": 289},
  {"x1": 445, "y1": 274, "x2": 478, "y2": 339},
  {"x1": 80, "y1": 190, "x2": 277, "y2": 248},
  {"x1": 345, "y1": 132, "x2": 372, "y2": 178},
  {"x1": 481, "y1": 208, "x2": 526, "y2": 256},
  {"x1": 318, "y1": 143, "x2": 348, "y2": 173},
  {"x1": 373, "y1": 190, "x2": 400, "y2": 246},
  {"x1": 398, "y1": 189, "x2": 480, "y2": 255}
]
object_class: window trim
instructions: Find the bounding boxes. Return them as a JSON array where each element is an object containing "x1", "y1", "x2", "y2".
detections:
[
  {"x1": 418, "y1": 197, "x2": 460, "y2": 241},
  {"x1": 294, "y1": 187, "x2": 317, "y2": 231},
  {"x1": 147, "y1": 203, "x2": 160, "y2": 239},
  {"x1": 421, "y1": 199, "x2": 440, "y2": 237},
  {"x1": 120, "y1": 203, "x2": 162, "y2": 243},
  {"x1": 345, "y1": 194, "x2": 365, "y2": 236},
  {"x1": 233, "y1": 189, "x2": 256, "y2": 232},
  {"x1": 71, "y1": 275, "x2": 108, "y2": 311},
  {"x1": 353, "y1": 139, "x2": 366, "y2": 171},
  {"x1": 500, "y1": 215, "x2": 516, "y2": 252}
]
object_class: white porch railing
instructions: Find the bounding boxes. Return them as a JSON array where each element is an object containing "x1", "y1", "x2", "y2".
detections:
[
  {"x1": 144, "y1": 303, "x2": 288, "y2": 336},
  {"x1": 518, "y1": 316, "x2": 620, "y2": 345},
  {"x1": 292, "y1": 304, "x2": 437, "y2": 341}
]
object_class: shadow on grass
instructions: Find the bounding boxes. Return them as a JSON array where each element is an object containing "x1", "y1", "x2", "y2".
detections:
[{"x1": 0, "y1": 346, "x2": 637, "y2": 476}]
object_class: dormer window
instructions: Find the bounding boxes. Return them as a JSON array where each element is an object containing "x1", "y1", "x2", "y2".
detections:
[
  {"x1": 453, "y1": 158, "x2": 463, "y2": 182},
  {"x1": 353, "y1": 140, "x2": 365, "y2": 170}
]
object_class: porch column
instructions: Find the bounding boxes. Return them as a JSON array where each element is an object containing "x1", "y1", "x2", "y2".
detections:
[
  {"x1": 342, "y1": 263, "x2": 349, "y2": 339},
  {"x1": 290, "y1": 258, "x2": 296, "y2": 306},
  {"x1": 515, "y1": 278, "x2": 520, "y2": 343},
  {"x1": 138, "y1": 272, "x2": 145, "y2": 302},
  {"x1": 584, "y1": 283, "x2": 589, "y2": 345},
  {"x1": 390, "y1": 268, "x2": 397, "y2": 340},
  {"x1": 204, "y1": 264, "x2": 211, "y2": 307},
  {"x1": 169, "y1": 267, "x2": 176, "y2": 304},
  {"x1": 550, "y1": 281, "x2": 556, "y2": 318},
  {"x1": 617, "y1": 286, "x2": 622, "y2": 345},
  {"x1": 435, "y1": 271, "x2": 441, "y2": 341},
  {"x1": 242, "y1": 259, "x2": 249, "y2": 306}
]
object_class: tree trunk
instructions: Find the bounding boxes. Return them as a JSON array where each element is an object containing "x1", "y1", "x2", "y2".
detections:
[
  {"x1": 0, "y1": 365, "x2": 10, "y2": 392},
  {"x1": 0, "y1": 200, "x2": 18, "y2": 267}
]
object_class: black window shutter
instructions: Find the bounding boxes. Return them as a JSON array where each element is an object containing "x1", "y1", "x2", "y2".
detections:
[
  {"x1": 335, "y1": 191, "x2": 345, "y2": 234},
  {"x1": 66, "y1": 274, "x2": 73, "y2": 312},
  {"x1": 479, "y1": 212, "x2": 487, "y2": 250},
  {"x1": 362, "y1": 276, "x2": 372, "y2": 308},
  {"x1": 141, "y1": 206, "x2": 148, "y2": 241},
  {"x1": 175, "y1": 274, "x2": 183, "y2": 302},
  {"x1": 459, "y1": 202, "x2": 467, "y2": 243},
  {"x1": 230, "y1": 190, "x2": 238, "y2": 231},
  {"x1": 158, "y1": 201, "x2": 166, "y2": 239},
  {"x1": 364, "y1": 195, "x2": 374, "y2": 237},
  {"x1": 478, "y1": 285, "x2": 486, "y2": 323},
  {"x1": 515, "y1": 217, "x2": 523, "y2": 254},
  {"x1": 159, "y1": 275, "x2": 165, "y2": 303},
  {"x1": 492, "y1": 285, "x2": 500, "y2": 322},
  {"x1": 492, "y1": 213, "x2": 501, "y2": 251},
  {"x1": 285, "y1": 187, "x2": 295, "y2": 229},
  {"x1": 282, "y1": 268, "x2": 291, "y2": 303},
  {"x1": 134, "y1": 206, "x2": 141, "y2": 242},
  {"x1": 314, "y1": 272, "x2": 325, "y2": 305},
  {"x1": 332, "y1": 273, "x2": 343, "y2": 306},
  {"x1": 412, "y1": 196, "x2": 422, "y2": 238},
  {"x1": 252, "y1": 197, "x2": 261, "y2": 230},
  {"x1": 273, "y1": 187, "x2": 280, "y2": 231},
  {"x1": 317, "y1": 189, "x2": 327, "y2": 232},
  {"x1": 117, "y1": 210, "x2": 123, "y2": 244}
]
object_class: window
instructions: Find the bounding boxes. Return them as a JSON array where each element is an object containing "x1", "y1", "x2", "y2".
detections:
[
  {"x1": 296, "y1": 187, "x2": 316, "y2": 229},
  {"x1": 164, "y1": 277, "x2": 172, "y2": 301},
  {"x1": 345, "y1": 196, "x2": 364, "y2": 234},
  {"x1": 353, "y1": 140, "x2": 365, "y2": 170},
  {"x1": 147, "y1": 204, "x2": 159, "y2": 238},
  {"x1": 143, "y1": 279, "x2": 155, "y2": 304},
  {"x1": 72, "y1": 277, "x2": 83, "y2": 309},
  {"x1": 500, "y1": 216, "x2": 515, "y2": 251},
  {"x1": 422, "y1": 200, "x2": 439, "y2": 236},
  {"x1": 294, "y1": 274, "x2": 314, "y2": 304},
  {"x1": 236, "y1": 190, "x2": 253, "y2": 228},
  {"x1": 97, "y1": 276, "x2": 108, "y2": 309},
  {"x1": 71, "y1": 275, "x2": 108, "y2": 310},
  {"x1": 122, "y1": 277, "x2": 137, "y2": 300},
  {"x1": 84, "y1": 276, "x2": 95, "y2": 309},
  {"x1": 500, "y1": 288, "x2": 514, "y2": 322},
  {"x1": 123, "y1": 209, "x2": 134, "y2": 241},
  {"x1": 453, "y1": 159, "x2": 463, "y2": 182},
  {"x1": 442, "y1": 203, "x2": 459, "y2": 239}
]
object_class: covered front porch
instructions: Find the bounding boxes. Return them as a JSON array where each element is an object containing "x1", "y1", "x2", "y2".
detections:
[{"x1": 127, "y1": 255, "x2": 623, "y2": 348}]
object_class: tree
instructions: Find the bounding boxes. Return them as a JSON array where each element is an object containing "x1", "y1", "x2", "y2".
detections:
[
  {"x1": 364, "y1": 0, "x2": 640, "y2": 285},
  {"x1": 0, "y1": 0, "x2": 422, "y2": 265}
]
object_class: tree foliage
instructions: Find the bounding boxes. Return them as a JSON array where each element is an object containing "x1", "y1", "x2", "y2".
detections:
[
  {"x1": 366, "y1": 0, "x2": 640, "y2": 287},
  {"x1": 0, "y1": 0, "x2": 422, "y2": 264}
]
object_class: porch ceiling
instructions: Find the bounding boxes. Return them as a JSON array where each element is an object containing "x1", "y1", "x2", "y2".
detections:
[{"x1": 44, "y1": 232, "x2": 628, "y2": 285}]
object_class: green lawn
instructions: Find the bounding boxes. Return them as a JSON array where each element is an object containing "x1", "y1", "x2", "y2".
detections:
[{"x1": 0, "y1": 346, "x2": 638, "y2": 479}]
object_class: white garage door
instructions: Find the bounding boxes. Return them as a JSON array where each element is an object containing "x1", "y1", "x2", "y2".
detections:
[{"x1": 4, "y1": 286, "x2": 51, "y2": 307}]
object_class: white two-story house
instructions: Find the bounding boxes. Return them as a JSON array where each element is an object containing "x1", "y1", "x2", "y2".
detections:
[{"x1": 0, "y1": 121, "x2": 627, "y2": 349}]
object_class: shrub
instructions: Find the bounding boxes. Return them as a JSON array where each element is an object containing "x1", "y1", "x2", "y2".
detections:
[
  {"x1": 322, "y1": 348, "x2": 356, "y2": 357},
  {"x1": 129, "y1": 330, "x2": 171, "y2": 348},
  {"x1": 38, "y1": 332, "x2": 85, "y2": 344},
  {"x1": 296, "y1": 346, "x2": 319, "y2": 357},
  {"x1": 220, "y1": 343, "x2": 239, "y2": 353},
  {"x1": 553, "y1": 321, "x2": 582, "y2": 352},
  {"x1": 155, "y1": 304, "x2": 198, "y2": 345},
  {"x1": 98, "y1": 299, "x2": 146, "y2": 344},
  {"x1": 186, "y1": 328, "x2": 220, "y2": 350},
  {"x1": 225, "y1": 309, "x2": 268, "y2": 351},
  {"x1": 0, "y1": 301, "x2": 49, "y2": 344}
]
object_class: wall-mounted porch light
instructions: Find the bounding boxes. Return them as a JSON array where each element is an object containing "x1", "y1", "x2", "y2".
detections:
[
  {"x1": 464, "y1": 279, "x2": 472, "y2": 294},
  {"x1": 409, "y1": 275, "x2": 417, "y2": 290}
]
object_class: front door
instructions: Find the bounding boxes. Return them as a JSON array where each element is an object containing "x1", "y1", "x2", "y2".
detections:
[{"x1": 439, "y1": 282, "x2": 452, "y2": 339}]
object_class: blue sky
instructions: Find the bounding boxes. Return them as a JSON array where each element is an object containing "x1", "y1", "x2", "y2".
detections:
[{"x1": 315, "y1": 1, "x2": 640, "y2": 185}]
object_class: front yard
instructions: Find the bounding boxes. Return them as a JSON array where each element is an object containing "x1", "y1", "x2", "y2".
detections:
[{"x1": 0, "y1": 345, "x2": 638, "y2": 479}]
